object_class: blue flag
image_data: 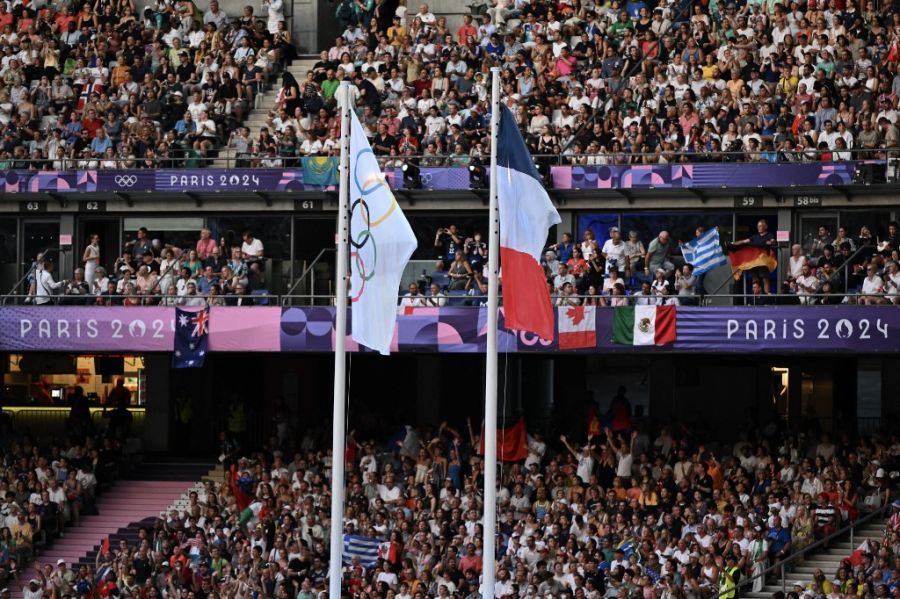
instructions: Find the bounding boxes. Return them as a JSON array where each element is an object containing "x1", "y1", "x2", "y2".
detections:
[
  {"x1": 681, "y1": 227, "x2": 728, "y2": 275},
  {"x1": 173, "y1": 307, "x2": 209, "y2": 368},
  {"x1": 302, "y1": 156, "x2": 338, "y2": 186},
  {"x1": 342, "y1": 534, "x2": 381, "y2": 567}
]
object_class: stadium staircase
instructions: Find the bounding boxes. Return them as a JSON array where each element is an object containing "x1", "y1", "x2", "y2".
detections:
[
  {"x1": 744, "y1": 514, "x2": 888, "y2": 599},
  {"x1": 213, "y1": 57, "x2": 319, "y2": 168},
  {"x1": 9, "y1": 461, "x2": 221, "y2": 599}
]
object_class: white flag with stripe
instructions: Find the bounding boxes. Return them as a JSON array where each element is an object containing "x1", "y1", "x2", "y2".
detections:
[
  {"x1": 348, "y1": 109, "x2": 417, "y2": 355},
  {"x1": 342, "y1": 534, "x2": 381, "y2": 566},
  {"x1": 681, "y1": 227, "x2": 728, "y2": 275}
]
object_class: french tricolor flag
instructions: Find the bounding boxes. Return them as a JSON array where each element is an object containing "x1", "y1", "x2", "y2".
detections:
[{"x1": 497, "y1": 106, "x2": 561, "y2": 340}]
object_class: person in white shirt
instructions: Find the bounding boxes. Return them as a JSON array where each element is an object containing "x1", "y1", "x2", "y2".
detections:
[
  {"x1": 788, "y1": 244, "x2": 807, "y2": 279},
  {"x1": 186, "y1": 91, "x2": 208, "y2": 121},
  {"x1": 800, "y1": 470, "x2": 823, "y2": 497},
  {"x1": 33, "y1": 261, "x2": 65, "y2": 305},
  {"x1": 818, "y1": 120, "x2": 840, "y2": 149},
  {"x1": 492, "y1": 568, "x2": 515, "y2": 597},
  {"x1": 559, "y1": 435, "x2": 594, "y2": 483},
  {"x1": 416, "y1": 3, "x2": 436, "y2": 29},
  {"x1": 375, "y1": 562, "x2": 399, "y2": 589},
  {"x1": 424, "y1": 282, "x2": 447, "y2": 306},
  {"x1": 859, "y1": 265, "x2": 885, "y2": 304},
  {"x1": 376, "y1": 473, "x2": 403, "y2": 509},
  {"x1": 179, "y1": 281, "x2": 208, "y2": 306},
  {"x1": 601, "y1": 227, "x2": 626, "y2": 273},
  {"x1": 241, "y1": 231, "x2": 264, "y2": 261},
  {"x1": 631, "y1": 282, "x2": 659, "y2": 305},
  {"x1": 566, "y1": 85, "x2": 591, "y2": 111},
  {"x1": 399, "y1": 283, "x2": 425, "y2": 312},
  {"x1": 263, "y1": 0, "x2": 284, "y2": 33},
  {"x1": 424, "y1": 106, "x2": 446, "y2": 141},
  {"x1": 793, "y1": 263, "x2": 819, "y2": 304}
]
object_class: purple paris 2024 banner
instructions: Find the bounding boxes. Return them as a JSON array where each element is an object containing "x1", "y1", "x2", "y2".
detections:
[
  {"x1": 0, "y1": 161, "x2": 873, "y2": 193},
  {"x1": 1, "y1": 306, "x2": 898, "y2": 353},
  {"x1": 0, "y1": 307, "x2": 176, "y2": 352},
  {"x1": 279, "y1": 306, "x2": 900, "y2": 354},
  {"x1": 0, "y1": 307, "x2": 283, "y2": 352}
]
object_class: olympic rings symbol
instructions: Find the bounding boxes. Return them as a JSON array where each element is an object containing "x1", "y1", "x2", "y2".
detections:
[
  {"x1": 114, "y1": 175, "x2": 137, "y2": 187},
  {"x1": 352, "y1": 148, "x2": 398, "y2": 227},
  {"x1": 349, "y1": 148, "x2": 400, "y2": 303}
]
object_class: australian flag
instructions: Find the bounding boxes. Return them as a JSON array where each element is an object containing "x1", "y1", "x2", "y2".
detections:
[{"x1": 173, "y1": 307, "x2": 209, "y2": 368}]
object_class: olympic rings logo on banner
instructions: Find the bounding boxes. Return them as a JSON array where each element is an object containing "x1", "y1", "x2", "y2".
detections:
[
  {"x1": 114, "y1": 175, "x2": 137, "y2": 187},
  {"x1": 349, "y1": 148, "x2": 399, "y2": 302}
]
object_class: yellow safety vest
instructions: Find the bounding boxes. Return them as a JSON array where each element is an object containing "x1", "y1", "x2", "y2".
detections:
[{"x1": 719, "y1": 566, "x2": 739, "y2": 599}]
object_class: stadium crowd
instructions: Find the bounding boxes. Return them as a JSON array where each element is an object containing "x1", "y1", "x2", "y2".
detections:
[
  {"x1": 274, "y1": 0, "x2": 900, "y2": 167},
  {"x1": 6, "y1": 401, "x2": 897, "y2": 599},
  {"x1": 0, "y1": 0, "x2": 291, "y2": 170},
  {"x1": 28, "y1": 217, "x2": 900, "y2": 307},
  {"x1": 0, "y1": 388, "x2": 133, "y2": 592},
  {"x1": 27, "y1": 227, "x2": 270, "y2": 305},
  {"x1": 409, "y1": 219, "x2": 900, "y2": 307}
]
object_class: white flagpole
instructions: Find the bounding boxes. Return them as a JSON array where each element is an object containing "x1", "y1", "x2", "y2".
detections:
[
  {"x1": 329, "y1": 80, "x2": 351, "y2": 599},
  {"x1": 482, "y1": 65, "x2": 501, "y2": 599}
]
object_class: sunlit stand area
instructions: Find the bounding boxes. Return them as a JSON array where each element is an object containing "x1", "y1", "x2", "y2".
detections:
[{"x1": 1, "y1": 354, "x2": 146, "y2": 441}]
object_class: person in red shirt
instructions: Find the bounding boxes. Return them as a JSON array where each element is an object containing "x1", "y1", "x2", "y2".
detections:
[
  {"x1": 412, "y1": 70, "x2": 431, "y2": 97},
  {"x1": 195, "y1": 228, "x2": 217, "y2": 259},
  {"x1": 95, "y1": 571, "x2": 119, "y2": 597},
  {"x1": 456, "y1": 14, "x2": 476, "y2": 44},
  {"x1": 459, "y1": 543, "x2": 483, "y2": 573},
  {"x1": 0, "y1": 5, "x2": 13, "y2": 28},
  {"x1": 54, "y1": 6, "x2": 76, "y2": 31},
  {"x1": 81, "y1": 108, "x2": 103, "y2": 138}
]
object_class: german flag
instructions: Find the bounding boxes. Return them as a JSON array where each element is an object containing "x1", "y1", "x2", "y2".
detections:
[{"x1": 728, "y1": 245, "x2": 778, "y2": 280}]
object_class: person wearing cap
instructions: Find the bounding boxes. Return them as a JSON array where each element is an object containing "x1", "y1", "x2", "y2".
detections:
[
  {"x1": 22, "y1": 576, "x2": 44, "y2": 599},
  {"x1": 717, "y1": 554, "x2": 741, "y2": 599},
  {"x1": 746, "y1": 524, "x2": 768, "y2": 592},
  {"x1": 54, "y1": 559, "x2": 76, "y2": 592}
]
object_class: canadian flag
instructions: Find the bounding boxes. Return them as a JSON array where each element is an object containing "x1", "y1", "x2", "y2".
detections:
[{"x1": 558, "y1": 305, "x2": 596, "y2": 350}]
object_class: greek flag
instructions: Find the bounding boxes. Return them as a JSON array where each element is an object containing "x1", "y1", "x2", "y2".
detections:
[
  {"x1": 342, "y1": 534, "x2": 381, "y2": 567},
  {"x1": 681, "y1": 227, "x2": 728, "y2": 275},
  {"x1": 617, "y1": 537, "x2": 638, "y2": 560}
]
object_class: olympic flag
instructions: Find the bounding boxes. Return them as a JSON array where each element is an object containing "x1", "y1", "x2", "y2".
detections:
[{"x1": 348, "y1": 109, "x2": 417, "y2": 355}]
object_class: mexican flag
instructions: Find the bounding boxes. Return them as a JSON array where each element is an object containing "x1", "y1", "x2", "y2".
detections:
[{"x1": 613, "y1": 306, "x2": 677, "y2": 346}]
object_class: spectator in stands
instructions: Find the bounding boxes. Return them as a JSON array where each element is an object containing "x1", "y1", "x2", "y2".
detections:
[
  {"x1": 859, "y1": 264, "x2": 886, "y2": 305},
  {"x1": 644, "y1": 230, "x2": 674, "y2": 278},
  {"x1": 736, "y1": 219, "x2": 777, "y2": 294},
  {"x1": 792, "y1": 263, "x2": 820, "y2": 305},
  {"x1": 399, "y1": 282, "x2": 424, "y2": 311}
]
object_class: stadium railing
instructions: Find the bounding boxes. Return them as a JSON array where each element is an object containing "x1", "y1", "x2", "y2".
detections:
[
  {"x1": 0, "y1": 149, "x2": 895, "y2": 169},
  {"x1": 0, "y1": 294, "x2": 895, "y2": 307},
  {"x1": 710, "y1": 502, "x2": 891, "y2": 599}
]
